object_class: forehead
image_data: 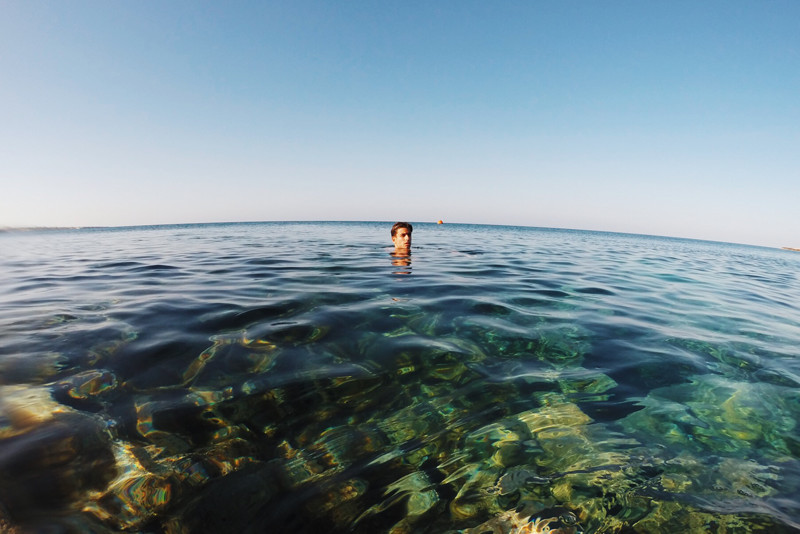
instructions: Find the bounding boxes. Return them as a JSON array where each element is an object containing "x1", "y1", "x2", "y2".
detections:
[{"x1": 394, "y1": 228, "x2": 411, "y2": 235}]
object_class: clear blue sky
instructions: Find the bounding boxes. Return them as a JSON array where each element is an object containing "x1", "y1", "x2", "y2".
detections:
[{"x1": 2, "y1": 1, "x2": 798, "y2": 247}]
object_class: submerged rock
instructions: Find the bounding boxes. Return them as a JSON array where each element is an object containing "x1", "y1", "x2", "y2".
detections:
[
  {"x1": 0, "y1": 403, "x2": 116, "y2": 526},
  {"x1": 461, "y1": 508, "x2": 582, "y2": 534},
  {"x1": 163, "y1": 463, "x2": 280, "y2": 534}
]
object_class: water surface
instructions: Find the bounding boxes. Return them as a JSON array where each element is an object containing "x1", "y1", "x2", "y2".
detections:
[{"x1": 1, "y1": 222, "x2": 799, "y2": 532}]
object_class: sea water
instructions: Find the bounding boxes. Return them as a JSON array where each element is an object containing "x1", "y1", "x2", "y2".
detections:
[{"x1": 1, "y1": 221, "x2": 799, "y2": 533}]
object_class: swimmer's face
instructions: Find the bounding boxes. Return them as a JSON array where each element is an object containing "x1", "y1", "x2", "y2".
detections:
[{"x1": 392, "y1": 228, "x2": 412, "y2": 251}]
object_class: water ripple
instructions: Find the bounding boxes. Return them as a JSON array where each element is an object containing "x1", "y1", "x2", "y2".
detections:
[{"x1": 1, "y1": 223, "x2": 800, "y2": 532}]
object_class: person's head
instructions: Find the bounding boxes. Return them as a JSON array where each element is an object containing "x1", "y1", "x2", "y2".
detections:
[{"x1": 391, "y1": 222, "x2": 412, "y2": 251}]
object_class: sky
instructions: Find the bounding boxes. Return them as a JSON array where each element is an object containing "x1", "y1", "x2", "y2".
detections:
[{"x1": 1, "y1": 1, "x2": 798, "y2": 247}]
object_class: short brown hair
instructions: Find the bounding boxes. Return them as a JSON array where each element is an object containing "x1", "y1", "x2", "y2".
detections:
[{"x1": 391, "y1": 221, "x2": 413, "y2": 237}]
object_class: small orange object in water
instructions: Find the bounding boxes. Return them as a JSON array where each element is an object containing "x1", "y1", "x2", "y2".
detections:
[{"x1": 437, "y1": 220, "x2": 443, "y2": 224}]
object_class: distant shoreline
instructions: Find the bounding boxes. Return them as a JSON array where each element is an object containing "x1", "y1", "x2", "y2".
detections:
[{"x1": 783, "y1": 247, "x2": 800, "y2": 252}]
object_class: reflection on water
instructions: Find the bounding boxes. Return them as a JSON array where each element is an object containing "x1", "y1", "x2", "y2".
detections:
[
  {"x1": 391, "y1": 250, "x2": 412, "y2": 275},
  {"x1": 1, "y1": 222, "x2": 800, "y2": 533}
]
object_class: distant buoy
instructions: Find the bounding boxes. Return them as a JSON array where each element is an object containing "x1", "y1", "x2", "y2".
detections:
[{"x1": 437, "y1": 220, "x2": 443, "y2": 224}]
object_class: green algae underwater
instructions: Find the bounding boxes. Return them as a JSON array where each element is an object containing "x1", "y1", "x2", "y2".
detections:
[{"x1": 1, "y1": 221, "x2": 800, "y2": 533}]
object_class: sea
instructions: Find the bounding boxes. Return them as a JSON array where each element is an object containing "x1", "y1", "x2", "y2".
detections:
[{"x1": 1, "y1": 221, "x2": 799, "y2": 533}]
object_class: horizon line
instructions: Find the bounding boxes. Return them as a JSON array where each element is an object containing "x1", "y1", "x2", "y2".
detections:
[{"x1": 0, "y1": 220, "x2": 790, "y2": 250}]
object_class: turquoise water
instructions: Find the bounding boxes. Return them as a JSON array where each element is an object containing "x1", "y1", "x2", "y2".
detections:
[{"x1": 1, "y1": 221, "x2": 799, "y2": 533}]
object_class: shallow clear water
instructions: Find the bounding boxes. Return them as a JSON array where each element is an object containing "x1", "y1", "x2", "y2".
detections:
[{"x1": 1, "y1": 221, "x2": 800, "y2": 533}]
